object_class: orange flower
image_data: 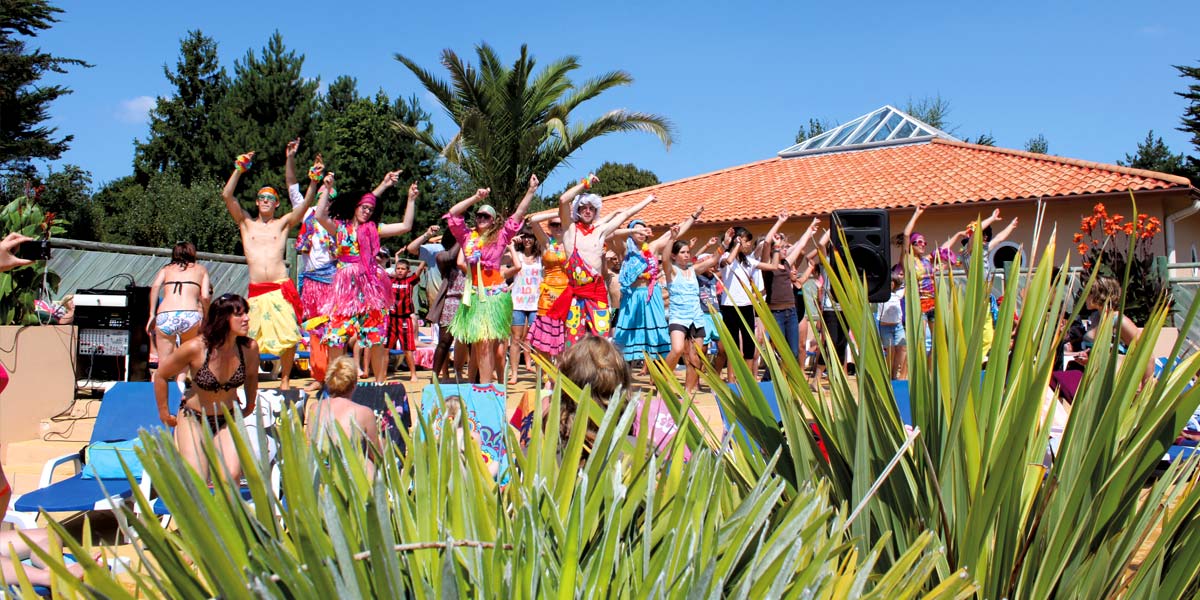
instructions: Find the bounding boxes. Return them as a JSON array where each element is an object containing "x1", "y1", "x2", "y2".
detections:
[
  {"x1": 1123, "y1": 222, "x2": 1135, "y2": 235},
  {"x1": 1077, "y1": 243, "x2": 1088, "y2": 255},
  {"x1": 1073, "y1": 233, "x2": 1084, "y2": 243}
]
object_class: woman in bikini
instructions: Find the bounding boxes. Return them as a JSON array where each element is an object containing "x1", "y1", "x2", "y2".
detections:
[
  {"x1": 147, "y1": 241, "x2": 211, "y2": 388},
  {"x1": 153, "y1": 294, "x2": 260, "y2": 482}
]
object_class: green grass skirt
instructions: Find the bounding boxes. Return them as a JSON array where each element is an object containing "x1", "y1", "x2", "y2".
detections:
[{"x1": 449, "y1": 290, "x2": 514, "y2": 343}]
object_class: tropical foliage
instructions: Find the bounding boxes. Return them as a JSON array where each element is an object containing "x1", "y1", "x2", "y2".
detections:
[
  {"x1": 1073, "y1": 200, "x2": 1167, "y2": 325},
  {"x1": 22, "y1": 392, "x2": 971, "y2": 598},
  {"x1": 0, "y1": 192, "x2": 63, "y2": 324},
  {"x1": 393, "y1": 43, "x2": 675, "y2": 214}
]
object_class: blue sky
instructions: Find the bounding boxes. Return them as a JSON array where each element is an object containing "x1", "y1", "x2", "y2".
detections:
[{"x1": 31, "y1": 0, "x2": 1200, "y2": 194}]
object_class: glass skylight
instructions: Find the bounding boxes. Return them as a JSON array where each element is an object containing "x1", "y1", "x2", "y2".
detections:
[{"x1": 778, "y1": 105, "x2": 957, "y2": 157}]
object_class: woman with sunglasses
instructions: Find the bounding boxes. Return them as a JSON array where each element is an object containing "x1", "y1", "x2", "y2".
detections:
[
  {"x1": 525, "y1": 212, "x2": 570, "y2": 363},
  {"x1": 443, "y1": 175, "x2": 540, "y2": 384},
  {"x1": 153, "y1": 294, "x2": 260, "y2": 482},
  {"x1": 314, "y1": 171, "x2": 419, "y2": 383}
]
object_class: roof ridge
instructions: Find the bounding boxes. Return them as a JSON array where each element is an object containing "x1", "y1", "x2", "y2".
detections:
[
  {"x1": 930, "y1": 138, "x2": 1193, "y2": 187},
  {"x1": 602, "y1": 156, "x2": 782, "y2": 201}
]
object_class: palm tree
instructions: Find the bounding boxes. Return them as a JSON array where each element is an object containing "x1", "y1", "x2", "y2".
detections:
[{"x1": 393, "y1": 43, "x2": 674, "y2": 213}]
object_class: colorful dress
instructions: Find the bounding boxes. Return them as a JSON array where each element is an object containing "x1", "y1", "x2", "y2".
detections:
[
  {"x1": 445, "y1": 213, "x2": 522, "y2": 343},
  {"x1": 321, "y1": 219, "x2": 394, "y2": 348},
  {"x1": 612, "y1": 239, "x2": 671, "y2": 360},
  {"x1": 548, "y1": 246, "x2": 611, "y2": 345},
  {"x1": 528, "y1": 239, "x2": 569, "y2": 355}
]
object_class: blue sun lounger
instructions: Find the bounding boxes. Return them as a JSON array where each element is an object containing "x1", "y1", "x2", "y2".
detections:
[{"x1": 9, "y1": 382, "x2": 180, "y2": 527}]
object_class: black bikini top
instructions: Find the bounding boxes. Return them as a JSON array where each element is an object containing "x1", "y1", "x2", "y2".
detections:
[
  {"x1": 164, "y1": 280, "x2": 202, "y2": 294},
  {"x1": 194, "y1": 344, "x2": 245, "y2": 393}
]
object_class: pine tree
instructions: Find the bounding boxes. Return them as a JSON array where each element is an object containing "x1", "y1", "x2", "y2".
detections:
[
  {"x1": 1024, "y1": 134, "x2": 1049, "y2": 154},
  {"x1": 0, "y1": 0, "x2": 90, "y2": 172},
  {"x1": 1118, "y1": 130, "x2": 1187, "y2": 177},
  {"x1": 1175, "y1": 61, "x2": 1200, "y2": 175},
  {"x1": 213, "y1": 31, "x2": 318, "y2": 202},
  {"x1": 134, "y1": 30, "x2": 229, "y2": 186}
]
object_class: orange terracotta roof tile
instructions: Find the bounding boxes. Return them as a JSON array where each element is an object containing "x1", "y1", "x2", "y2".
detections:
[{"x1": 577, "y1": 139, "x2": 1193, "y2": 227}]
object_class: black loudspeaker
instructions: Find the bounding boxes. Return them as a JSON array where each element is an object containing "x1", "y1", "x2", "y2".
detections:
[
  {"x1": 990, "y1": 242, "x2": 1021, "y2": 271},
  {"x1": 125, "y1": 285, "x2": 151, "y2": 381},
  {"x1": 831, "y1": 209, "x2": 891, "y2": 302}
]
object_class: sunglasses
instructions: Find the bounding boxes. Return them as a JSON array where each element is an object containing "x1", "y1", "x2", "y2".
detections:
[
  {"x1": 549, "y1": 221, "x2": 562, "y2": 227},
  {"x1": 256, "y1": 194, "x2": 278, "y2": 201},
  {"x1": 913, "y1": 240, "x2": 927, "y2": 246}
]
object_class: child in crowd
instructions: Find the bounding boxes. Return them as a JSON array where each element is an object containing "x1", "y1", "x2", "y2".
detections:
[
  {"x1": 878, "y1": 271, "x2": 907, "y2": 380},
  {"x1": 556, "y1": 336, "x2": 633, "y2": 459},
  {"x1": 388, "y1": 258, "x2": 426, "y2": 382}
]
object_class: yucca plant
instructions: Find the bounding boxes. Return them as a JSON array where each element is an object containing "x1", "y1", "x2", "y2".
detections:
[
  {"x1": 665, "y1": 215, "x2": 1200, "y2": 598},
  {"x1": 22, "y1": 386, "x2": 974, "y2": 598}
]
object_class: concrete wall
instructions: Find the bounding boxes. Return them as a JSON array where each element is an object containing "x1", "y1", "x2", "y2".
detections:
[
  {"x1": 0, "y1": 326, "x2": 77, "y2": 458},
  {"x1": 671, "y1": 189, "x2": 1192, "y2": 268}
]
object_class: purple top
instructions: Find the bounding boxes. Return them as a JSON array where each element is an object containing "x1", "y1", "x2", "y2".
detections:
[{"x1": 443, "y1": 212, "x2": 523, "y2": 271}]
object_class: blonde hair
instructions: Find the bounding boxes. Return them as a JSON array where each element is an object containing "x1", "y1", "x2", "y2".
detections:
[
  {"x1": 325, "y1": 355, "x2": 358, "y2": 397},
  {"x1": 556, "y1": 336, "x2": 632, "y2": 451},
  {"x1": 1087, "y1": 276, "x2": 1122, "y2": 310}
]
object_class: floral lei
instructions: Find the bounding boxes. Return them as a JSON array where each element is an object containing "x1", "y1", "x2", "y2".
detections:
[{"x1": 465, "y1": 231, "x2": 484, "y2": 264}]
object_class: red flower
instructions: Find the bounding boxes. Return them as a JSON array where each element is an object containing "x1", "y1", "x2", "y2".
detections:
[
  {"x1": 1073, "y1": 233, "x2": 1084, "y2": 243},
  {"x1": 1077, "y1": 243, "x2": 1088, "y2": 255},
  {"x1": 1123, "y1": 222, "x2": 1135, "y2": 236}
]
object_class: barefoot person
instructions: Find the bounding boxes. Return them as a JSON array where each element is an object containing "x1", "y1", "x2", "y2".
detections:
[
  {"x1": 388, "y1": 257, "x2": 426, "y2": 382},
  {"x1": 552, "y1": 175, "x2": 657, "y2": 346},
  {"x1": 526, "y1": 212, "x2": 569, "y2": 362},
  {"x1": 314, "y1": 171, "x2": 419, "y2": 382},
  {"x1": 153, "y1": 294, "x2": 260, "y2": 482},
  {"x1": 662, "y1": 226, "x2": 721, "y2": 394},
  {"x1": 147, "y1": 241, "x2": 211, "y2": 388},
  {"x1": 507, "y1": 231, "x2": 542, "y2": 384},
  {"x1": 221, "y1": 141, "x2": 311, "y2": 390},
  {"x1": 443, "y1": 175, "x2": 540, "y2": 384}
]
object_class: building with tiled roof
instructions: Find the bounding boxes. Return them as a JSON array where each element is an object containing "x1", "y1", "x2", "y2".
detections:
[{"x1": 578, "y1": 106, "x2": 1199, "y2": 266}]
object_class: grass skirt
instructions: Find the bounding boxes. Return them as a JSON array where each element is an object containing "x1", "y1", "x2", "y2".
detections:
[
  {"x1": 449, "y1": 289, "x2": 513, "y2": 343},
  {"x1": 612, "y1": 286, "x2": 671, "y2": 360}
]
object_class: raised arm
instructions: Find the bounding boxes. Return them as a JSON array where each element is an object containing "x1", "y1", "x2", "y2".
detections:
[
  {"x1": 599, "y1": 193, "x2": 657, "y2": 237},
  {"x1": 650, "y1": 205, "x2": 704, "y2": 254},
  {"x1": 941, "y1": 229, "x2": 969, "y2": 251},
  {"x1": 786, "y1": 217, "x2": 821, "y2": 265},
  {"x1": 988, "y1": 217, "x2": 1019, "y2": 250},
  {"x1": 510, "y1": 174, "x2": 540, "y2": 223},
  {"x1": 661, "y1": 225, "x2": 680, "y2": 283},
  {"x1": 902, "y1": 204, "x2": 925, "y2": 256},
  {"x1": 761, "y1": 212, "x2": 790, "y2": 256},
  {"x1": 528, "y1": 216, "x2": 551, "y2": 247},
  {"x1": 695, "y1": 235, "x2": 717, "y2": 257},
  {"x1": 559, "y1": 173, "x2": 599, "y2": 225},
  {"x1": 406, "y1": 225, "x2": 440, "y2": 256},
  {"x1": 449, "y1": 188, "x2": 490, "y2": 218},
  {"x1": 379, "y1": 180, "x2": 418, "y2": 238},
  {"x1": 314, "y1": 173, "x2": 339, "y2": 236},
  {"x1": 980, "y1": 207, "x2": 1002, "y2": 232},
  {"x1": 372, "y1": 169, "x2": 402, "y2": 199},
  {"x1": 282, "y1": 141, "x2": 316, "y2": 228},
  {"x1": 221, "y1": 151, "x2": 255, "y2": 223},
  {"x1": 284, "y1": 138, "x2": 300, "y2": 189}
]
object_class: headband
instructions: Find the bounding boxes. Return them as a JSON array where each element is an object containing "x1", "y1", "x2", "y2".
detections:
[
  {"x1": 257, "y1": 186, "x2": 279, "y2": 199},
  {"x1": 357, "y1": 193, "x2": 377, "y2": 208}
]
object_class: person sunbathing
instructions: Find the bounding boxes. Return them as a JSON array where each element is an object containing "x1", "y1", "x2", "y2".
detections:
[{"x1": 305, "y1": 356, "x2": 382, "y2": 478}]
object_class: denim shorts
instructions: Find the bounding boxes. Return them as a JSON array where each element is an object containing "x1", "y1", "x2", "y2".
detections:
[
  {"x1": 512, "y1": 309, "x2": 537, "y2": 327},
  {"x1": 879, "y1": 323, "x2": 906, "y2": 348}
]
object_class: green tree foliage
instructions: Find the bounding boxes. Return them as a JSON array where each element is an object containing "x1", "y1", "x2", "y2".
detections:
[
  {"x1": 585, "y1": 161, "x2": 660, "y2": 197},
  {"x1": 903, "y1": 94, "x2": 952, "y2": 131},
  {"x1": 394, "y1": 43, "x2": 675, "y2": 214},
  {"x1": 212, "y1": 31, "x2": 318, "y2": 205},
  {"x1": 0, "y1": 0, "x2": 90, "y2": 172},
  {"x1": 793, "y1": 118, "x2": 833, "y2": 144},
  {"x1": 0, "y1": 195, "x2": 64, "y2": 324},
  {"x1": 312, "y1": 82, "x2": 439, "y2": 228},
  {"x1": 91, "y1": 172, "x2": 238, "y2": 254},
  {"x1": 1023, "y1": 133, "x2": 1049, "y2": 154},
  {"x1": 1118, "y1": 130, "x2": 1189, "y2": 180},
  {"x1": 1176, "y1": 60, "x2": 1200, "y2": 172},
  {"x1": 134, "y1": 30, "x2": 230, "y2": 186},
  {"x1": 0, "y1": 164, "x2": 94, "y2": 239}
]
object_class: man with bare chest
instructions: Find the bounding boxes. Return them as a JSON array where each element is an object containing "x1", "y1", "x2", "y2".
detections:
[
  {"x1": 221, "y1": 140, "x2": 311, "y2": 389},
  {"x1": 550, "y1": 174, "x2": 657, "y2": 345}
]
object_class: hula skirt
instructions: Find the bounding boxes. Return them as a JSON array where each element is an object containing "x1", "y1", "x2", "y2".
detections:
[
  {"x1": 612, "y1": 286, "x2": 671, "y2": 361},
  {"x1": 449, "y1": 287, "x2": 513, "y2": 343}
]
